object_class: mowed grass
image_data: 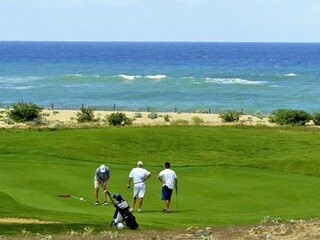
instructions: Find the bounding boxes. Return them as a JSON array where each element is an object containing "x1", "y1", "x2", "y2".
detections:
[{"x1": 1, "y1": 125, "x2": 320, "y2": 235}]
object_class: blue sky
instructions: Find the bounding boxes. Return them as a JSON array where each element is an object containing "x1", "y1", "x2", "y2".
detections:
[{"x1": 1, "y1": 0, "x2": 320, "y2": 42}]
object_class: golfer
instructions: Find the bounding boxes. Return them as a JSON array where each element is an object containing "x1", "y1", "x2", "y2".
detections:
[
  {"x1": 94, "y1": 164, "x2": 110, "y2": 205},
  {"x1": 158, "y1": 161, "x2": 178, "y2": 213},
  {"x1": 127, "y1": 161, "x2": 151, "y2": 213}
]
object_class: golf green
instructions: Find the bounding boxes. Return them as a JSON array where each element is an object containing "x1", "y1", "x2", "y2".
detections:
[{"x1": 1, "y1": 126, "x2": 320, "y2": 234}]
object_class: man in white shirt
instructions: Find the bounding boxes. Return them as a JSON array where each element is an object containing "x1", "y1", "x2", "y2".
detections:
[
  {"x1": 127, "y1": 161, "x2": 151, "y2": 213},
  {"x1": 158, "y1": 161, "x2": 178, "y2": 213}
]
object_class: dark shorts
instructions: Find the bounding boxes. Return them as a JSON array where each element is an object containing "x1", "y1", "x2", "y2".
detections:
[{"x1": 161, "y1": 185, "x2": 173, "y2": 201}]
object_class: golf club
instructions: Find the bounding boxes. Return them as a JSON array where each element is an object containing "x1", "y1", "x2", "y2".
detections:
[
  {"x1": 175, "y1": 187, "x2": 178, "y2": 212},
  {"x1": 58, "y1": 194, "x2": 86, "y2": 201}
]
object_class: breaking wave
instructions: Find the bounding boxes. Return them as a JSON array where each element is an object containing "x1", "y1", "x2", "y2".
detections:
[
  {"x1": 204, "y1": 78, "x2": 266, "y2": 85},
  {"x1": 118, "y1": 74, "x2": 167, "y2": 80}
]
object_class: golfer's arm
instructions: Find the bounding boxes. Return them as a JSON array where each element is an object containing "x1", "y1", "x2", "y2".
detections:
[
  {"x1": 144, "y1": 173, "x2": 151, "y2": 181},
  {"x1": 157, "y1": 175, "x2": 162, "y2": 183},
  {"x1": 98, "y1": 178, "x2": 105, "y2": 187},
  {"x1": 128, "y1": 178, "x2": 132, "y2": 186},
  {"x1": 174, "y1": 178, "x2": 178, "y2": 189}
]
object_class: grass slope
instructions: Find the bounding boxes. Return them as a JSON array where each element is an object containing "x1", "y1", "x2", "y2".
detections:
[{"x1": 0, "y1": 125, "x2": 320, "y2": 235}]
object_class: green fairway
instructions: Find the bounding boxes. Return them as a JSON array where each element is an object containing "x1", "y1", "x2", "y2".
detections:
[{"x1": 1, "y1": 125, "x2": 320, "y2": 235}]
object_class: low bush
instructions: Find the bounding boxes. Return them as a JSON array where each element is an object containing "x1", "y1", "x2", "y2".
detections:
[
  {"x1": 148, "y1": 112, "x2": 158, "y2": 119},
  {"x1": 76, "y1": 107, "x2": 95, "y2": 123},
  {"x1": 269, "y1": 109, "x2": 312, "y2": 126},
  {"x1": 219, "y1": 110, "x2": 244, "y2": 122},
  {"x1": 313, "y1": 113, "x2": 320, "y2": 126},
  {"x1": 106, "y1": 112, "x2": 132, "y2": 126},
  {"x1": 253, "y1": 111, "x2": 266, "y2": 119},
  {"x1": 163, "y1": 114, "x2": 170, "y2": 122},
  {"x1": 170, "y1": 119, "x2": 189, "y2": 125},
  {"x1": 192, "y1": 116, "x2": 204, "y2": 125},
  {"x1": 7, "y1": 101, "x2": 42, "y2": 123},
  {"x1": 134, "y1": 112, "x2": 142, "y2": 118},
  {"x1": 195, "y1": 109, "x2": 210, "y2": 114}
]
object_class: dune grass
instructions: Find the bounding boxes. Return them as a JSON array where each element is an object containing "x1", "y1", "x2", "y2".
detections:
[{"x1": 0, "y1": 125, "x2": 320, "y2": 235}]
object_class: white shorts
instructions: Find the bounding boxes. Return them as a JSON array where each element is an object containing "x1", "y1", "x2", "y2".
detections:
[{"x1": 133, "y1": 183, "x2": 146, "y2": 198}]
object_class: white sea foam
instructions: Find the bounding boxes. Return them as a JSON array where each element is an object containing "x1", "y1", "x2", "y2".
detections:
[
  {"x1": 65, "y1": 74, "x2": 84, "y2": 77},
  {"x1": 1, "y1": 85, "x2": 33, "y2": 90},
  {"x1": 15, "y1": 86, "x2": 33, "y2": 90},
  {"x1": 118, "y1": 74, "x2": 142, "y2": 80},
  {"x1": 205, "y1": 78, "x2": 265, "y2": 85},
  {"x1": 1, "y1": 76, "x2": 42, "y2": 84},
  {"x1": 118, "y1": 74, "x2": 166, "y2": 80},
  {"x1": 284, "y1": 73, "x2": 297, "y2": 77},
  {"x1": 145, "y1": 75, "x2": 167, "y2": 79}
]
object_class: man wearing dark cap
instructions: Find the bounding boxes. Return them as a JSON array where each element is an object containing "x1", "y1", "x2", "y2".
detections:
[{"x1": 158, "y1": 161, "x2": 177, "y2": 213}]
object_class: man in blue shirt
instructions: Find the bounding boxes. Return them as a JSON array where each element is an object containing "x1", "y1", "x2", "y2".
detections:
[{"x1": 94, "y1": 164, "x2": 110, "y2": 205}]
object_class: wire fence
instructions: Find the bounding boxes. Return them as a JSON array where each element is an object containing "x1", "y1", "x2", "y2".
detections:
[{"x1": 0, "y1": 103, "x2": 211, "y2": 114}]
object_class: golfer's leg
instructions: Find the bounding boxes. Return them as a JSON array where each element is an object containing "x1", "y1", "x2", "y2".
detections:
[
  {"x1": 165, "y1": 200, "x2": 170, "y2": 210},
  {"x1": 103, "y1": 190, "x2": 107, "y2": 202},
  {"x1": 138, "y1": 198, "x2": 143, "y2": 209},
  {"x1": 94, "y1": 178, "x2": 99, "y2": 202},
  {"x1": 138, "y1": 185, "x2": 145, "y2": 209},
  {"x1": 95, "y1": 188, "x2": 99, "y2": 201},
  {"x1": 132, "y1": 197, "x2": 136, "y2": 209}
]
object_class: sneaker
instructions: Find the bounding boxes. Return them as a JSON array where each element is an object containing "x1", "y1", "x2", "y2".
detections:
[
  {"x1": 103, "y1": 201, "x2": 108, "y2": 206},
  {"x1": 94, "y1": 201, "x2": 99, "y2": 205},
  {"x1": 163, "y1": 208, "x2": 171, "y2": 213},
  {"x1": 138, "y1": 209, "x2": 142, "y2": 213},
  {"x1": 129, "y1": 208, "x2": 133, "y2": 213}
]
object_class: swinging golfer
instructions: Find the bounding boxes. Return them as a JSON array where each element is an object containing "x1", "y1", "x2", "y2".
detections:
[
  {"x1": 127, "y1": 161, "x2": 151, "y2": 213},
  {"x1": 158, "y1": 161, "x2": 178, "y2": 213},
  {"x1": 94, "y1": 164, "x2": 110, "y2": 206}
]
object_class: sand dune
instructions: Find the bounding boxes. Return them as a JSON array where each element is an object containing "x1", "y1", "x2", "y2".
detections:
[{"x1": 0, "y1": 109, "x2": 273, "y2": 128}]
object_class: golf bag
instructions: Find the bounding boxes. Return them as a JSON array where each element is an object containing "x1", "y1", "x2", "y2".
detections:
[{"x1": 106, "y1": 191, "x2": 139, "y2": 229}]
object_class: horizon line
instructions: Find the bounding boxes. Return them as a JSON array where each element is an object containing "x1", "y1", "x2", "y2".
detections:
[{"x1": 1, "y1": 40, "x2": 320, "y2": 44}]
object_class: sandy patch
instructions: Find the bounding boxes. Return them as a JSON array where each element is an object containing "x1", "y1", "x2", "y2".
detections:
[
  {"x1": 0, "y1": 217, "x2": 58, "y2": 224},
  {"x1": 0, "y1": 108, "x2": 274, "y2": 128}
]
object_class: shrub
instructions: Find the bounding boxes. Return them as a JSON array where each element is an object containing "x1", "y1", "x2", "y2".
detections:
[
  {"x1": 163, "y1": 114, "x2": 170, "y2": 122},
  {"x1": 106, "y1": 112, "x2": 132, "y2": 126},
  {"x1": 7, "y1": 101, "x2": 42, "y2": 123},
  {"x1": 195, "y1": 109, "x2": 210, "y2": 114},
  {"x1": 312, "y1": 113, "x2": 320, "y2": 126},
  {"x1": 192, "y1": 116, "x2": 204, "y2": 125},
  {"x1": 148, "y1": 112, "x2": 158, "y2": 119},
  {"x1": 170, "y1": 119, "x2": 189, "y2": 125},
  {"x1": 219, "y1": 110, "x2": 244, "y2": 122},
  {"x1": 253, "y1": 111, "x2": 266, "y2": 119},
  {"x1": 134, "y1": 112, "x2": 142, "y2": 118},
  {"x1": 76, "y1": 107, "x2": 95, "y2": 123},
  {"x1": 268, "y1": 109, "x2": 312, "y2": 126}
]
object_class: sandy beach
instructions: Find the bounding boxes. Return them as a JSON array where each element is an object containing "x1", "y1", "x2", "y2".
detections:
[{"x1": 0, "y1": 108, "x2": 273, "y2": 128}]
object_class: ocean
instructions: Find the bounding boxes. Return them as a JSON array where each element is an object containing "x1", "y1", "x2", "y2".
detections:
[{"x1": 1, "y1": 42, "x2": 320, "y2": 114}]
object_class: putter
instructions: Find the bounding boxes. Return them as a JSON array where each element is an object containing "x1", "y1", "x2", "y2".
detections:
[
  {"x1": 58, "y1": 194, "x2": 86, "y2": 201},
  {"x1": 175, "y1": 188, "x2": 178, "y2": 212}
]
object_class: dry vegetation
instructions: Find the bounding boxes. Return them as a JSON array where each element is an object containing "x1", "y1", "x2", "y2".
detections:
[
  {"x1": 1, "y1": 217, "x2": 320, "y2": 239},
  {"x1": 0, "y1": 109, "x2": 273, "y2": 128}
]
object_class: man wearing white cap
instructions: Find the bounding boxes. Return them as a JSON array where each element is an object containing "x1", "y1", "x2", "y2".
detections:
[
  {"x1": 94, "y1": 164, "x2": 110, "y2": 205},
  {"x1": 127, "y1": 161, "x2": 151, "y2": 213}
]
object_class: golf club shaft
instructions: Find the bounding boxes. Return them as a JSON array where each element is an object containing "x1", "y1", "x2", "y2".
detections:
[
  {"x1": 58, "y1": 194, "x2": 85, "y2": 201},
  {"x1": 69, "y1": 195, "x2": 86, "y2": 201},
  {"x1": 176, "y1": 189, "x2": 178, "y2": 211}
]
